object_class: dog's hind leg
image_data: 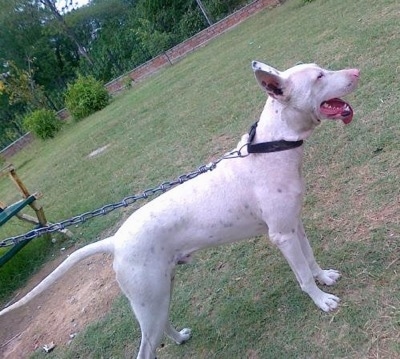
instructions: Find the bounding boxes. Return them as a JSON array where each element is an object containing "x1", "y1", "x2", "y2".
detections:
[
  {"x1": 115, "y1": 264, "x2": 172, "y2": 359},
  {"x1": 164, "y1": 270, "x2": 192, "y2": 344},
  {"x1": 165, "y1": 322, "x2": 192, "y2": 344}
]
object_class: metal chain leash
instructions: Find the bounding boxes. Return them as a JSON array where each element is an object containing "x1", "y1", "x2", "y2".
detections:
[{"x1": 0, "y1": 143, "x2": 249, "y2": 248}]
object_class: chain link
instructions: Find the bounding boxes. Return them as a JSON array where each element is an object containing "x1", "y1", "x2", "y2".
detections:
[{"x1": 0, "y1": 146, "x2": 249, "y2": 248}]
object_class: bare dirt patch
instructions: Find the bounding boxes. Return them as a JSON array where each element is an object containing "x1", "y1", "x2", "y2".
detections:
[
  {"x1": 0, "y1": 250, "x2": 120, "y2": 358},
  {"x1": 87, "y1": 144, "x2": 111, "y2": 158}
]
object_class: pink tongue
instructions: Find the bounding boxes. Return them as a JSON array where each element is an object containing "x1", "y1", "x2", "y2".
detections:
[
  {"x1": 320, "y1": 98, "x2": 353, "y2": 124},
  {"x1": 342, "y1": 112, "x2": 353, "y2": 124}
]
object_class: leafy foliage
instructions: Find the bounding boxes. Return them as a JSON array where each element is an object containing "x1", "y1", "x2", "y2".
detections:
[
  {"x1": 0, "y1": 61, "x2": 47, "y2": 107},
  {"x1": 204, "y1": 0, "x2": 250, "y2": 22},
  {"x1": 0, "y1": 91, "x2": 27, "y2": 148},
  {"x1": 64, "y1": 75, "x2": 110, "y2": 121},
  {"x1": 23, "y1": 108, "x2": 62, "y2": 139}
]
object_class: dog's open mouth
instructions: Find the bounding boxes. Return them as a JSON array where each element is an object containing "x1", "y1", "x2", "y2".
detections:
[{"x1": 320, "y1": 98, "x2": 354, "y2": 124}]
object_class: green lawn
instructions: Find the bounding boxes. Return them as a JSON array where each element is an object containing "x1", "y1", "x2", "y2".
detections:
[{"x1": 1, "y1": 0, "x2": 399, "y2": 357}]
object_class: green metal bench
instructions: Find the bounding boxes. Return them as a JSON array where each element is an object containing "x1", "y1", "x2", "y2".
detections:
[
  {"x1": 0, "y1": 194, "x2": 42, "y2": 267},
  {"x1": 0, "y1": 164, "x2": 72, "y2": 267},
  {"x1": 0, "y1": 163, "x2": 50, "y2": 267},
  {"x1": 0, "y1": 195, "x2": 37, "y2": 226}
]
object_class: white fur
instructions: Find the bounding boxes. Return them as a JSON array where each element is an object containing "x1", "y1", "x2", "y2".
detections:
[{"x1": 0, "y1": 61, "x2": 360, "y2": 359}]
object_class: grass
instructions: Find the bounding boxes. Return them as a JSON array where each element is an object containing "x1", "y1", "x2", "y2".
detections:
[{"x1": 1, "y1": 0, "x2": 399, "y2": 357}]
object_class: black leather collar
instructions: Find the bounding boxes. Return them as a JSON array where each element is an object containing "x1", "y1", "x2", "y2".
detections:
[{"x1": 247, "y1": 121, "x2": 303, "y2": 154}]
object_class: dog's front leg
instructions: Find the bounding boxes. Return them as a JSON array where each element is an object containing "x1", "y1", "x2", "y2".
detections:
[
  {"x1": 297, "y1": 221, "x2": 340, "y2": 286},
  {"x1": 269, "y1": 229, "x2": 340, "y2": 312}
]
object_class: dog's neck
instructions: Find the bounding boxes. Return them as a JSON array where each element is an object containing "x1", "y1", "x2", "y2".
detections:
[{"x1": 254, "y1": 98, "x2": 317, "y2": 143}]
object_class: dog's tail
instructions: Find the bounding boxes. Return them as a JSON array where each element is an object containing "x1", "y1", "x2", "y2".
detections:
[{"x1": 0, "y1": 236, "x2": 114, "y2": 316}]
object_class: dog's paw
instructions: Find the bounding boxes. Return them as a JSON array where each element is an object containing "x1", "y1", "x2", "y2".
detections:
[
  {"x1": 314, "y1": 291, "x2": 340, "y2": 312},
  {"x1": 316, "y1": 269, "x2": 341, "y2": 286},
  {"x1": 177, "y1": 328, "x2": 192, "y2": 344}
]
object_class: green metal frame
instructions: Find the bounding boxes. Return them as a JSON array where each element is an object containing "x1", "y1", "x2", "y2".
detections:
[
  {"x1": 0, "y1": 195, "x2": 36, "y2": 226},
  {"x1": 0, "y1": 194, "x2": 37, "y2": 267}
]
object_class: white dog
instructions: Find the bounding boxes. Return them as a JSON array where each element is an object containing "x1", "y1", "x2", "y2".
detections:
[{"x1": 0, "y1": 61, "x2": 359, "y2": 359}]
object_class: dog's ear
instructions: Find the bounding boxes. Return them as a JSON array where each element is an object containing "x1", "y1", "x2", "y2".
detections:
[{"x1": 252, "y1": 61, "x2": 289, "y2": 100}]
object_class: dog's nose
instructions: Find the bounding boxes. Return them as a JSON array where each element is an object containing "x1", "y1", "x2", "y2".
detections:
[
  {"x1": 252, "y1": 61, "x2": 259, "y2": 69},
  {"x1": 350, "y1": 69, "x2": 360, "y2": 78}
]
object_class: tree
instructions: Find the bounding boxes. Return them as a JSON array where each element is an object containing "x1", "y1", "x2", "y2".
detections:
[
  {"x1": 39, "y1": 0, "x2": 94, "y2": 65},
  {"x1": 0, "y1": 0, "x2": 45, "y2": 69},
  {"x1": 0, "y1": 61, "x2": 46, "y2": 108},
  {"x1": 0, "y1": 0, "x2": 79, "y2": 107},
  {"x1": 0, "y1": 95, "x2": 26, "y2": 147}
]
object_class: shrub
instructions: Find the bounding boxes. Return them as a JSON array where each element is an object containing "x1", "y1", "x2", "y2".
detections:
[
  {"x1": 65, "y1": 75, "x2": 110, "y2": 121},
  {"x1": 23, "y1": 109, "x2": 62, "y2": 140}
]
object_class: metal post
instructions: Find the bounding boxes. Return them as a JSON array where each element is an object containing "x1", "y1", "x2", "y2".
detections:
[{"x1": 195, "y1": 0, "x2": 213, "y2": 26}]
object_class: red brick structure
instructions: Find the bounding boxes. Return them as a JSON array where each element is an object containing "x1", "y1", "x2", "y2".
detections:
[{"x1": 0, "y1": 132, "x2": 34, "y2": 159}]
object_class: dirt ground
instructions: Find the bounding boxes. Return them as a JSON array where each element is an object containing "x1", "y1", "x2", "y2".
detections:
[{"x1": 0, "y1": 249, "x2": 120, "y2": 358}]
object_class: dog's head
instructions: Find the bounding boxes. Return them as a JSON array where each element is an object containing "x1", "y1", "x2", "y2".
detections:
[{"x1": 252, "y1": 61, "x2": 360, "y2": 125}]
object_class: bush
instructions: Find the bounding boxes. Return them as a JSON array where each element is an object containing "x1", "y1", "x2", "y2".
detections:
[
  {"x1": 23, "y1": 109, "x2": 62, "y2": 140},
  {"x1": 65, "y1": 75, "x2": 110, "y2": 121}
]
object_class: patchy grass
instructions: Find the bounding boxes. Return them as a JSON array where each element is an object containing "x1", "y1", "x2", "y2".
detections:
[{"x1": 1, "y1": 0, "x2": 399, "y2": 357}]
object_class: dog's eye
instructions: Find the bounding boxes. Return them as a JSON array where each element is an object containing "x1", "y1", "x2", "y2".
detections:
[{"x1": 317, "y1": 72, "x2": 324, "y2": 79}]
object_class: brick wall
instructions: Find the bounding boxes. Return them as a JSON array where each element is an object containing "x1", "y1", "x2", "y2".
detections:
[
  {"x1": 1, "y1": 0, "x2": 281, "y2": 158},
  {"x1": 0, "y1": 132, "x2": 34, "y2": 159}
]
